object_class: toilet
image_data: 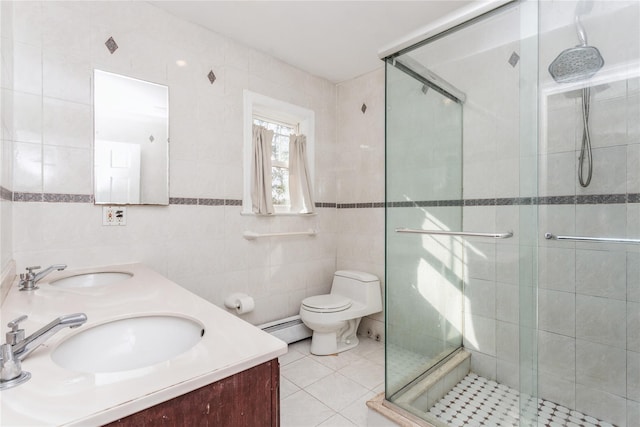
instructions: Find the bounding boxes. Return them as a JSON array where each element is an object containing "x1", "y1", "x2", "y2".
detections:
[{"x1": 299, "y1": 270, "x2": 382, "y2": 356}]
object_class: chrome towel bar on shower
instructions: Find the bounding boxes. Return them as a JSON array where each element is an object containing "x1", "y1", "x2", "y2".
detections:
[
  {"x1": 395, "y1": 228, "x2": 513, "y2": 239},
  {"x1": 544, "y1": 232, "x2": 640, "y2": 245}
]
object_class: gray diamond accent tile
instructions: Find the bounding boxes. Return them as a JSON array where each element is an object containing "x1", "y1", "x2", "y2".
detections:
[
  {"x1": 508, "y1": 51, "x2": 520, "y2": 67},
  {"x1": 149, "y1": 135, "x2": 155, "y2": 143},
  {"x1": 361, "y1": 103, "x2": 367, "y2": 114},
  {"x1": 207, "y1": 70, "x2": 216, "y2": 84},
  {"x1": 105, "y1": 37, "x2": 118, "y2": 54}
]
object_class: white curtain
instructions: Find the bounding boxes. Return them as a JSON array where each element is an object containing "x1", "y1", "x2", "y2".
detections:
[
  {"x1": 289, "y1": 134, "x2": 315, "y2": 214},
  {"x1": 251, "y1": 125, "x2": 274, "y2": 215}
]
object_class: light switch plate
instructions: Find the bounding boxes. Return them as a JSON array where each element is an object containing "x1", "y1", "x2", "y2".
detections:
[{"x1": 102, "y1": 206, "x2": 127, "y2": 226}]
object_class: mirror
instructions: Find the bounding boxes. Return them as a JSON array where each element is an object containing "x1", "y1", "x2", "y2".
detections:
[{"x1": 93, "y1": 70, "x2": 169, "y2": 205}]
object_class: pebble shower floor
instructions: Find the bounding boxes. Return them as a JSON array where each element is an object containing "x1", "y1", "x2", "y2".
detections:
[{"x1": 428, "y1": 373, "x2": 616, "y2": 427}]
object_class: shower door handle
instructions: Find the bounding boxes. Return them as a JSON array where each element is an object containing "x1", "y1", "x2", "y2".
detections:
[
  {"x1": 544, "y1": 232, "x2": 640, "y2": 245},
  {"x1": 395, "y1": 228, "x2": 513, "y2": 239}
]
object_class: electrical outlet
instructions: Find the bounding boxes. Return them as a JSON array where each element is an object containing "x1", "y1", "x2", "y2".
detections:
[{"x1": 102, "y1": 206, "x2": 127, "y2": 226}]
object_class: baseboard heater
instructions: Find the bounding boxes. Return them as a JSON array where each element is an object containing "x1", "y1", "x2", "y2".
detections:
[{"x1": 258, "y1": 315, "x2": 312, "y2": 344}]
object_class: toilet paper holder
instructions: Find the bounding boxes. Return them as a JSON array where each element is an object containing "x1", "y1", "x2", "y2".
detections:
[{"x1": 224, "y1": 293, "x2": 255, "y2": 314}]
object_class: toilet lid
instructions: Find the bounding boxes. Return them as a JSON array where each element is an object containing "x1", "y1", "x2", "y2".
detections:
[{"x1": 302, "y1": 294, "x2": 352, "y2": 313}]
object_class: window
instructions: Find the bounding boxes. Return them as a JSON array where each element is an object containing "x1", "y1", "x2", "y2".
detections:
[
  {"x1": 252, "y1": 116, "x2": 297, "y2": 209},
  {"x1": 243, "y1": 90, "x2": 315, "y2": 215}
]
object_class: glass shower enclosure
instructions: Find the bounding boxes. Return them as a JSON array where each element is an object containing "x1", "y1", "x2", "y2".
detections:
[{"x1": 384, "y1": 1, "x2": 639, "y2": 426}]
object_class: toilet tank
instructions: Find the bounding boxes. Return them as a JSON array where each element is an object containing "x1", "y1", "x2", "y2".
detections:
[{"x1": 331, "y1": 270, "x2": 381, "y2": 309}]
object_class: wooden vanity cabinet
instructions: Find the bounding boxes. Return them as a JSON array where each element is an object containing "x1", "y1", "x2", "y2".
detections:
[{"x1": 104, "y1": 359, "x2": 279, "y2": 427}]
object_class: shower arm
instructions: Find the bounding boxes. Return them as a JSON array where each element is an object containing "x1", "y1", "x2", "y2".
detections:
[{"x1": 575, "y1": 15, "x2": 588, "y2": 46}]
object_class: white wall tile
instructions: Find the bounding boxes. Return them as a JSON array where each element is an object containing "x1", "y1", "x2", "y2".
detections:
[
  {"x1": 10, "y1": 2, "x2": 42, "y2": 46},
  {"x1": 629, "y1": 400, "x2": 640, "y2": 427},
  {"x1": 538, "y1": 372, "x2": 575, "y2": 410},
  {"x1": 496, "y1": 359, "x2": 519, "y2": 391},
  {"x1": 538, "y1": 205, "x2": 576, "y2": 248},
  {"x1": 464, "y1": 278, "x2": 495, "y2": 319},
  {"x1": 538, "y1": 330, "x2": 576, "y2": 381},
  {"x1": 496, "y1": 244, "x2": 519, "y2": 285},
  {"x1": 42, "y1": 98, "x2": 92, "y2": 148},
  {"x1": 13, "y1": 141, "x2": 41, "y2": 192},
  {"x1": 495, "y1": 282, "x2": 518, "y2": 324},
  {"x1": 628, "y1": 351, "x2": 640, "y2": 402},
  {"x1": 12, "y1": 41, "x2": 41, "y2": 95},
  {"x1": 539, "y1": 151, "x2": 576, "y2": 196},
  {"x1": 576, "y1": 294, "x2": 627, "y2": 348},
  {"x1": 589, "y1": 92, "x2": 631, "y2": 149},
  {"x1": 463, "y1": 313, "x2": 496, "y2": 357},
  {"x1": 539, "y1": 289, "x2": 575, "y2": 337},
  {"x1": 538, "y1": 246, "x2": 575, "y2": 292},
  {"x1": 12, "y1": 91, "x2": 41, "y2": 143},
  {"x1": 496, "y1": 321, "x2": 518, "y2": 363},
  {"x1": 628, "y1": 302, "x2": 640, "y2": 353},
  {"x1": 628, "y1": 252, "x2": 640, "y2": 303},
  {"x1": 576, "y1": 146, "x2": 628, "y2": 196},
  {"x1": 464, "y1": 241, "x2": 496, "y2": 282},
  {"x1": 627, "y1": 143, "x2": 640, "y2": 193},
  {"x1": 575, "y1": 248, "x2": 627, "y2": 299},
  {"x1": 468, "y1": 349, "x2": 496, "y2": 381},
  {"x1": 576, "y1": 339, "x2": 627, "y2": 397},
  {"x1": 1, "y1": 133, "x2": 12, "y2": 186},
  {"x1": 42, "y1": 145, "x2": 92, "y2": 194},
  {"x1": 0, "y1": 89, "x2": 13, "y2": 140},
  {"x1": 544, "y1": 95, "x2": 578, "y2": 155},
  {"x1": 575, "y1": 384, "x2": 628, "y2": 427}
]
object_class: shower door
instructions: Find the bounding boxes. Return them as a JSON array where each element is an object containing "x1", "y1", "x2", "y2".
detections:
[
  {"x1": 384, "y1": 2, "x2": 540, "y2": 425},
  {"x1": 385, "y1": 60, "x2": 464, "y2": 397}
]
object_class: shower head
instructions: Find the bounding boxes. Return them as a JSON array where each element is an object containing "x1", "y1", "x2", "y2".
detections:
[
  {"x1": 548, "y1": 45, "x2": 604, "y2": 83},
  {"x1": 548, "y1": 7, "x2": 604, "y2": 84}
]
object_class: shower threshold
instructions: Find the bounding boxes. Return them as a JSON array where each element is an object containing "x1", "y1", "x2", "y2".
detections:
[{"x1": 429, "y1": 373, "x2": 616, "y2": 427}]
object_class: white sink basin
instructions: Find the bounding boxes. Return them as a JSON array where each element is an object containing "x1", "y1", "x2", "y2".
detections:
[
  {"x1": 51, "y1": 316, "x2": 204, "y2": 373},
  {"x1": 50, "y1": 272, "x2": 133, "y2": 288}
]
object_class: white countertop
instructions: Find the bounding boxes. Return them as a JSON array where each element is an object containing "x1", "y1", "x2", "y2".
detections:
[{"x1": 0, "y1": 263, "x2": 287, "y2": 426}]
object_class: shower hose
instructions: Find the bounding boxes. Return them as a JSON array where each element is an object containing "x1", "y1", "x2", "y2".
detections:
[{"x1": 578, "y1": 86, "x2": 593, "y2": 187}]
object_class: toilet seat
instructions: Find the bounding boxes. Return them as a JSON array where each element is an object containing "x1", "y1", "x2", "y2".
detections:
[{"x1": 302, "y1": 294, "x2": 352, "y2": 313}]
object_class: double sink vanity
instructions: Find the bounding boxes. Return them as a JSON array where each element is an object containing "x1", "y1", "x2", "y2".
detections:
[{"x1": 0, "y1": 263, "x2": 287, "y2": 426}]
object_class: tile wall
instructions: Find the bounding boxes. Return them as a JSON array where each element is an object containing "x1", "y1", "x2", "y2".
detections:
[
  {"x1": 1, "y1": 1, "x2": 388, "y2": 333},
  {"x1": 536, "y1": 2, "x2": 640, "y2": 425},
  {"x1": 0, "y1": 1, "x2": 13, "y2": 274},
  {"x1": 1, "y1": 1, "x2": 343, "y2": 326},
  {"x1": 336, "y1": 69, "x2": 386, "y2": 341}
]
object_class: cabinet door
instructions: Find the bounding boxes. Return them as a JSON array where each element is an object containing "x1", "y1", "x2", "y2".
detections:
[{"x1": 104, "y1": 359, "x2": 280, "y2": 427}]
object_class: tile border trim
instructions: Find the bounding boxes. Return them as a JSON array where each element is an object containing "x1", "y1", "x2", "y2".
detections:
[
  {"x1": 9, "y1": 192, "x2": 640, "y2": 208},
  {"x1": 0, "y1": 186, "x2": 12, "y2": 201},
  {"x1": 385, "y1": 193, "x2": 640, "y2": 207}
]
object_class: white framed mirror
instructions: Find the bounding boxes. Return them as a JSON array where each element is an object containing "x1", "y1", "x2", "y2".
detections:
[{"x1": 93, "y1": 70, "x2": 169, "y2": 205}]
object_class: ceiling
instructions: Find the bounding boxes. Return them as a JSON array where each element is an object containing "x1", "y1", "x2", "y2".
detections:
[{"x1": 151, "y1": 1, "x2": 473, "y2": 83}]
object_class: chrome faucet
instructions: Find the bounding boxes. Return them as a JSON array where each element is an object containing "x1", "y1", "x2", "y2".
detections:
[
  {"x1": 0, "y1": 313, "x2": 87, "y2": 389},
  {"x1": 19, "y1": 264, "x2": 67, "y2": 291}
]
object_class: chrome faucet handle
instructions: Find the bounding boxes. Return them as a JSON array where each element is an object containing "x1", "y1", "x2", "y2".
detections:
[
  {"x1": 6, "y1": 315, "x2": 27, "y2": 345},
  {"x1": 19, "y1": 266, "x2": 39, "y2": 286},
  {"x1": 0, "y1": 343, "x2": 23, "y2": 382},
  {"x1": 25, "y1": 266, "x2": 41, "y2": 275},
  {"x1": 19, "y1": 265, "x2": 64, "y2": 291}
]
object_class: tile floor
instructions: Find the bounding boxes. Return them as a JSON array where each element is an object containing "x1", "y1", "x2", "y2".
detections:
[
  {"x1": 280, "y1": 337, "x2": 385, "y2": 427},
  {"x1": 429, "y1": 373, "x2": 616, "y2": 427},
  {"x1": 281, "y1": 340, "x2": 617, "y2": 427}
]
